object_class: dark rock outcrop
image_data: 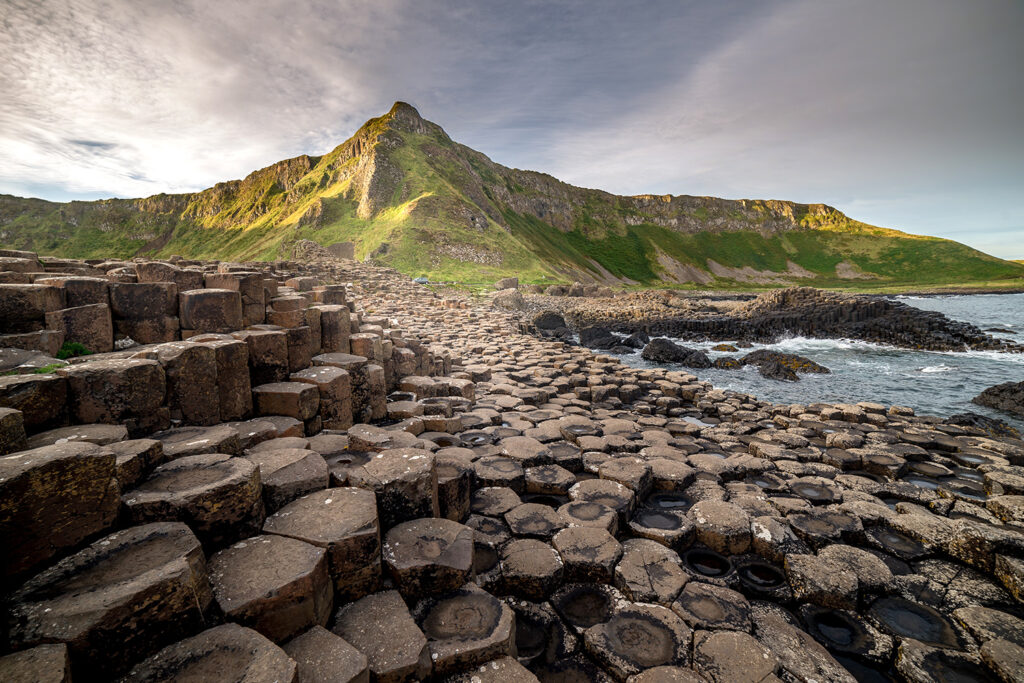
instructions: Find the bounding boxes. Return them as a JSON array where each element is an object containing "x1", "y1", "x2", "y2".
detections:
[
  {"x1": 640, "y1": 338, "x2": 712, "y2": 367},
  {"x1": 973, "y1": 381, "x2": 1024, "y2": 417},
  {"x1": 579, "y1": 326, "x2": 620, "y2": 350}
]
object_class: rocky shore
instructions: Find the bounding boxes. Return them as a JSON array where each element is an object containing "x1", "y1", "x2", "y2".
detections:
[
  {"x1": 1, "y1": 251, "x2": 1023, "y2": 682},
  {"x1": 519, "y1": 286, "x2": 1023, "y2": 353}
]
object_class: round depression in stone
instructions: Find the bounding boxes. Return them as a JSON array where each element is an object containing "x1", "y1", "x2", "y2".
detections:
[
  {"x1": 868, "y1": 596, "x2": 960, "y2": 649},
  {"x1": 420, "y1": 590, "x2": 504, "y2": 641}
]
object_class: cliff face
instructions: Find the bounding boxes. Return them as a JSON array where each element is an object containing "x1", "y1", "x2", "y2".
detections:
[{"x1": 1, "y1": 102, "x2": 1022, "y2": 288}]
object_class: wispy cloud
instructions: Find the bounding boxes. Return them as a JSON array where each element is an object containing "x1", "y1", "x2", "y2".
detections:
[{"x1": 0, "y1": 0, "x2": 1021, "y2": 257}]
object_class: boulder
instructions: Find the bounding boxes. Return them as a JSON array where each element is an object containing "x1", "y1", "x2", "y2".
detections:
[
  {"x1": 641, "y1": 338, "x2": 712, "y2": 367},
  {"x1": 579, "y1": 326, "x2": 621, "y2": 350}
]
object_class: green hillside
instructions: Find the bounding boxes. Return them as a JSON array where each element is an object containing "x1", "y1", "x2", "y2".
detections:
[{"x1": 2, "y1": 102, "x2": 1022, "y2": 290}]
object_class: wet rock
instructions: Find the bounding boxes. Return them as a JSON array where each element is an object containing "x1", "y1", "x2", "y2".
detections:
[
  {"x1": 585, "y1": 603, "x2": 693, "y2": 679},
  {"x1": 263, "y1": 487, "x2": 381, "y2": 600},
  {"x1": 973, "y1": 380, "x2": 1024, "y2": 418},
  {"x1": 868, "y1": 596, "x2": 962, "y2": 649},
  {"x1": 412, "y1": 583, "x2": 515, "y2": 675},
  {"x1": 331, "y1": 589, "x2": 431, "y2": 683},
  {"x1": 503, "y1": 597, "x2": 577, "y2": 667},
  {"x1": 500, "y1": 538, "x2": 564, "y2": 600},
  {"x1": 895, "y1": 639, "x2": 990, "y2": 683},
  {"x1": 0, "y1": 644, "x2": 71, "y2": 683},
  {"x1": 8, "y1": 522, "x2": 212, "y2": 678},
  {"x1": 797, "y1": 605, "x2": 893, "y2": 668},
  {"x1": 672, "y1": 582, "x2": 751, "y2": 632},
  {"x1": 123, "y1": 452, "x2": 263, "y2": 549},
  {"x1": 210, "y1": 534, "x2": 333, "y2": 642},
  {"x1": 123, "y1": 623, "x2": 297, "y2": 683},
  {"x1": 580, "y1": 326, "x2": 621, "y2": 350},
  {"x1": 641, "y1": 338, "x2": 712, "y2": 367},
  {"x1": 383, "y1": 517, "x2": 474, "y2": 598},
  {"x1": 282, "y1": 625, "x2": 369, "y2": 683}
]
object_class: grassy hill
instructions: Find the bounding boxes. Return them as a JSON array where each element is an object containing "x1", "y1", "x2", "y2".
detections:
[{"x1": 2, "y1": 102, "x2": 1022, "y2": 290}]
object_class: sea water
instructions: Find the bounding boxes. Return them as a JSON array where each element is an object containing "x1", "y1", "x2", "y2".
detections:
[{"x1": 613, "y1": 292, "x2": 1024, "y2": 430}]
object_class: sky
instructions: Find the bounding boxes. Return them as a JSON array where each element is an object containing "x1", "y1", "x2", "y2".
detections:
[{"x1": 2, "y1": 0, "x2": 1022, "y2": 259}]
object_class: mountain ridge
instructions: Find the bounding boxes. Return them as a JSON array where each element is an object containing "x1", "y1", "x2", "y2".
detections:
[{"x1": 2, "y1": 101, "x2": 1022, "y2": 289}]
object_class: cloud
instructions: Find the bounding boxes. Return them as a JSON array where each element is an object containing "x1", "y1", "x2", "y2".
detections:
[{"x1": 0, "y1": 0, "x2": 1021, "y2": 257}]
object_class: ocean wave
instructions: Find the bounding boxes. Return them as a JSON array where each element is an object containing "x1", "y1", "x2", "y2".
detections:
[{"x1": 919, "y1": 364, "x2": 957, "y2": 373}]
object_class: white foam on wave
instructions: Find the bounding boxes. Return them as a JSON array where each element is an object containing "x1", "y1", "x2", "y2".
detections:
[{"x1": 919, "y1": 364, "x2": 957, "y2": 373}]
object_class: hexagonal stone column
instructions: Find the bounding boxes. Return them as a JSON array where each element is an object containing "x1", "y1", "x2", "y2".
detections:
[
  {"x1": 192, "y1": 335, "x2": 253, "y2": 421},
  {"x1": 210, "y1": 534, "x2": 333, "y2": 642},
  {"x1": 614, "y1": 538, "x2": 689, "y2": 605},
  {"x1": 123, "y1": 623, "x2": 297, "y2": 682},
  {"x1": 264, "y1": 487, "x2": 381, "y2": 600},
  {"x1": 552, "y1": 526, "x2": 623, "y2": 583},
  {"x1": 282, "y1": 626, "x2": 368, "y2": 683},
  {"x1": 383, "y1": 518, "x2": 474, "y2": 598},
  {"x1": 178, "y1": 288, "x2": 243, "y2": 336},
  {"x1": 412, "y1": 583, "x2": 515, "y2": 675},
  {"x1": 234, "y1": 329, "x2": 290, "y2": 384},
  {"x1": 347, "y1": 448, "x2": 439, "y2": 529},
  {"x1": 45, "y1": 303, "x2": 113, "y2": 353},
  {"x1": 583, "y1": 603, "x2": 692, "y2": 679},
  {"x1": 135, "y1": 341, "x2": 219, "y2": 425},
  {"x1": 58, "y1": 358, "x2": 167, "y2": 435},
  {"x1": 688, "y1": 500, "x2": 751, "y2": 555},
  {"x1": 8, "y1": 522, "x2": 213, "y2": 679},
  {"x1": 244, "y1": 447, "x2": 329, "y2": 512},
  {"x1": 0, "y1": 643, "x2": 71, "y2": 683},
  {"x1": 254, "y1": 381, "x2": 320, "y2": 422},
  {"x1": 332, "y1": 590, "x2": 431, "y2": 682},
  {"x1": 0, "y1": 441, "x2": 119, "y2": 580},
  {"x1": 122, "y1": 453, "x2": 264, "y2": 549},
  {"x1": 500, "y1": 538, "x2": 564, "y2": 600},
  {"x1": 292, "y1": 365, "x2": 353, "y2": 430}
]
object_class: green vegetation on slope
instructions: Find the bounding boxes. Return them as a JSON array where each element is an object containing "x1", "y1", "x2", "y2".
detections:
[{"x1": 1, "y1": 101, "x2": 1022, "y2": 291}]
